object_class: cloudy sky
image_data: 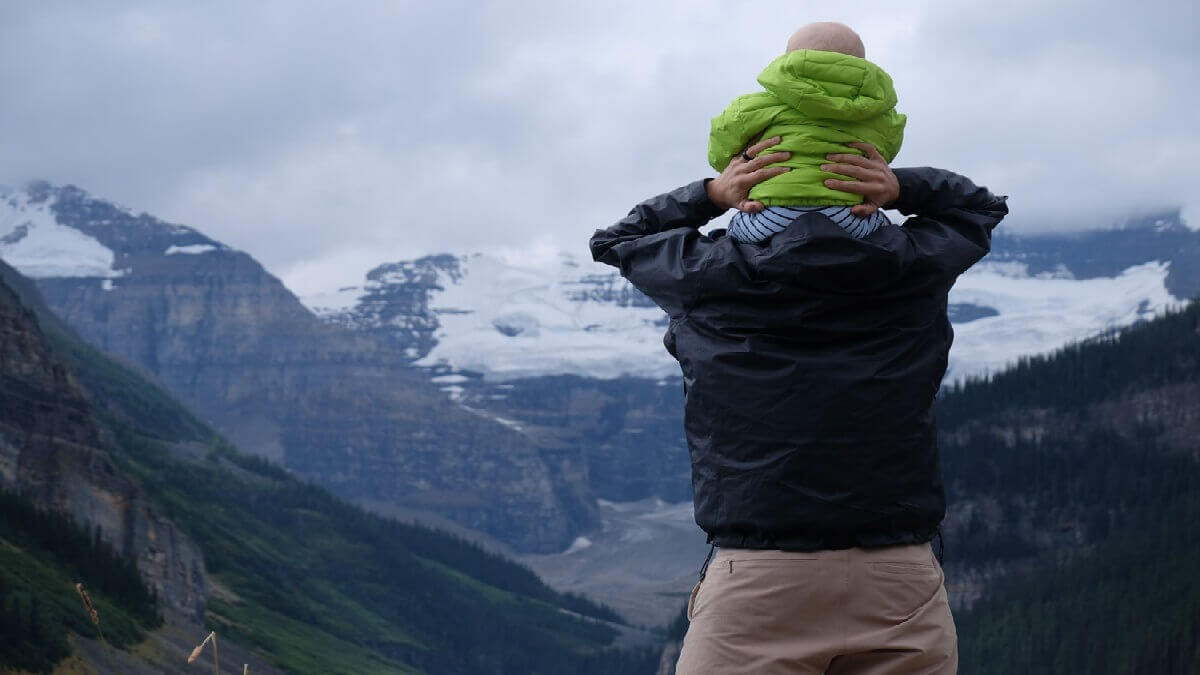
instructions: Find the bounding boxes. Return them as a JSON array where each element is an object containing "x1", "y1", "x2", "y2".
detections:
[{"x1": 1, "y1": 1, "x2": 1196, "y2": 295}]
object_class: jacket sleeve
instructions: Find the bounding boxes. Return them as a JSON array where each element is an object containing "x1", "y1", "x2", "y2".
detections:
[
  {"x1": 889, "y1": 167, "x2": 1009, "y2": 278},
  {"x1": 589, "y1": 180, "x2": 726, "y2": 316}
]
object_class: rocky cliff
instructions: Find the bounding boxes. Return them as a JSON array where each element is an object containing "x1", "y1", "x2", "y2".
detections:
[{"x1": 0, "y1": 259, "x2": 206, "y2": 620}]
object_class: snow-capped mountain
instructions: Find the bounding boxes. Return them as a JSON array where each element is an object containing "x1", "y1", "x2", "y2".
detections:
[
  {"x1": 1, "y1": 181, "x2": 228, "y2": 284},
  {"x1": 305, "y1": 212, "x2": 1197, "y2": 385},
  {"x1": 0, "y1": 181, "x2": 598, "y2": 553},
  {"x1": 308, "y1": 252, "x2": 673, "y2": 381}
]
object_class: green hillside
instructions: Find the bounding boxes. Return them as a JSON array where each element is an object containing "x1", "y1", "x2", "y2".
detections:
[
  {"x1": 957, "y1": 490, "x2": 1200, "y2": 673},
  {"x1": 0, "y1": 490, "x2": 162, "y2": 672},
  {"x1": 0, "y1": 268, "x2": 657, "y2": 673},
  {"x1": 942, "y1": 302, "x2": 1200, "y2": 673}
]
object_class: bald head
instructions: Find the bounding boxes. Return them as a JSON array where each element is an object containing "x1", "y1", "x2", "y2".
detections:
[{"x1": 786, "y1": 22, "x2": 865, "y2": 58}]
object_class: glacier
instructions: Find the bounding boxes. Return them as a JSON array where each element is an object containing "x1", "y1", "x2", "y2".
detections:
[
  {"x1": 305, "y1": 250, "x2": 1184, "y2": 385},
  {"x1": 945, "y1": 260, "x2": 1178, "y2": 380}
]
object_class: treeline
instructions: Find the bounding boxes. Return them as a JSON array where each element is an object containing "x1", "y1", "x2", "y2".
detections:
[
  {"x1": 958, "y1": 491, "x2": 1200, "y2": 674},
  {"x1": 0, "y1": 581, "x2": 70, "y2": 674},
  {"x1": 0, "y1": 489, "x2": 161, "y2": 672},
  {"x1": 933, "y1": 300, "x2": 1200, "y2": 672},
  {"x1": 941, "y1": 426, "x2": 1195, "y2": 541},
  {"x1": 936, "y1": 300, "x2": 1199, "y2": 567},
  {"x1": 938, "y1": 300, "x2": 1199, "y2": 423}
]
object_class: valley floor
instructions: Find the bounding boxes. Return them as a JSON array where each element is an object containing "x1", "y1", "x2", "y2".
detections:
[{"x1": 521, "y1": 497, "x2": 709, "y2": 628}]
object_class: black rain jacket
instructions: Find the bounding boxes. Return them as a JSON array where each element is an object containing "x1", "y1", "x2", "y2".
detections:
[{"x1": 590, "y1": 168, "x2": 1008, "y2": 550}]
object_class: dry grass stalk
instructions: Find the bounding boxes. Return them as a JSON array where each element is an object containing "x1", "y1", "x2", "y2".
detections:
[
  {"x1": 187, "y1": 630, "x2": 221, "y2": 673},
  {"x1": 73, "y1": 582, "x2": 105, "y2": 643},
  {"x1": 186, "y1": 629, "x2": 212, "y2": 658},
  {"x1": 74, "y1": 582, "x2": 114, "y2": 670},
  {"x1": 74, "y1": 582, "x2": 100, "y2": 626}
]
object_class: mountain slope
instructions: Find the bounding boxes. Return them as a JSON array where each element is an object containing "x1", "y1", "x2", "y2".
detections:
[
  {"x1": 1, "y1": 182, "x2": 592, "y2": 553},
  {"x1": 0, "y1": 258, "x2": 227, "y2": 673},
  {"x1": 0, "y1": 260, "x2": 659, "y2": 674},
  {"x1": 937, "y1": 301, "x2": 1200, "y2": 673},
  {"x1": 0, "y1": 260, "x2": 207, "y2": 623},
  {"x1": 958, "y1": 490, "x2": 1199, "y2": 674}
]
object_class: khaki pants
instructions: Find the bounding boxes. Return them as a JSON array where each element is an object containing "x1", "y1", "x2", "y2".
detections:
[{"x1": 675, "y1": 544, "x2": 957, "y2": 675}]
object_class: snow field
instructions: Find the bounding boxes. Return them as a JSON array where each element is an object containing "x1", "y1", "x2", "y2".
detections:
[{"x1": 0, "y1": 191, "x2": 125, "y2": 279}]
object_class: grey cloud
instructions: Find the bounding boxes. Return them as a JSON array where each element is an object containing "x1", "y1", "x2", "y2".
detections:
[{"x1": 0, "y1": 1, "x2": 1195, "y2": 295}]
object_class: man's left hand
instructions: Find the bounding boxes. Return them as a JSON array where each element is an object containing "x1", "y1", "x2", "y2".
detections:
[{"x1": 821, "y1": 142, "x2": 900, "y2": 217}]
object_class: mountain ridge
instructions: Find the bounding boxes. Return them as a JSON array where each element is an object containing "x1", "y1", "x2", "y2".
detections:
[{"x1": 2, "y1": 181, "x2": 595, "y2": 553}]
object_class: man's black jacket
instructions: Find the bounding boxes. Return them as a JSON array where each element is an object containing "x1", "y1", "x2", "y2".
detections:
[{"x1": 590, "y1": 168, "x2": 1008, "y2": 550}]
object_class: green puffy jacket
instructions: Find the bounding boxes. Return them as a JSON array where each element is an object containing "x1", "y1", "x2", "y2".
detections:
[{"x1": 708, "y1": 49, "x2": 906, "y2": 206}]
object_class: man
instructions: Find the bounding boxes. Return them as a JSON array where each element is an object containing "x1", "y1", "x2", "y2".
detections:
[{"x1": 589, "y1": 134, "x2": 1008, "y2": 674}]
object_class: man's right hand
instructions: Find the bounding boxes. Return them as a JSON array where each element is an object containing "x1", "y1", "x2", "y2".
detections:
[
  {"x1": 705, "y1": 136, "x2": 791, "y2": 213},
  {"x1": 821, "y1": 142, "x2": 900, "y2": 216}
]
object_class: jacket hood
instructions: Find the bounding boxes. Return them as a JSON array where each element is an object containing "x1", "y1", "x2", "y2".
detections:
[{"x1": 757, "y1": 49, "x2": 899, "y2": 122}]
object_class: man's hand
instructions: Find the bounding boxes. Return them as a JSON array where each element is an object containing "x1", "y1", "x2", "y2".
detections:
[
  {"x1": 706, "y1": 136, "x2": 791, "y2": 213},
  {"x1": 821, "y1": 142, "x2": 899, "y2": 216}
]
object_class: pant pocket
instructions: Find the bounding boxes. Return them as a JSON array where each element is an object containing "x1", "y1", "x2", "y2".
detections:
[
  {"x1": 865, "y1": 561, "x2": 944, "y2": 622},
  {"x1": 686, "y1": 578, "x2": 703, "y2": 621}
]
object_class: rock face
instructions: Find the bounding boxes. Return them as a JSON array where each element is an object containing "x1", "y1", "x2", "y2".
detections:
[
  {"x1": 0, "y1": 261, "x2": 206, "y2": 620},
  {"x1": 0, "y1": 183, "x2": 590, "y2": 552}
]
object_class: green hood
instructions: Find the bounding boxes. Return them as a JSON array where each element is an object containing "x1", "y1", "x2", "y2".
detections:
[{"x1": 708, "y1": 49, "x2": 906, "y2": 207}]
